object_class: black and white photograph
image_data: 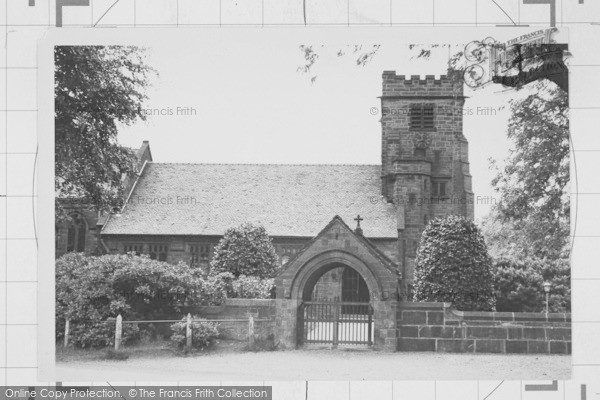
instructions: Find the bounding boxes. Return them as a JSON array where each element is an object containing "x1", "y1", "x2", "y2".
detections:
[{"x1": 48, "y1": 29, "x2": 571, "y2": 381}]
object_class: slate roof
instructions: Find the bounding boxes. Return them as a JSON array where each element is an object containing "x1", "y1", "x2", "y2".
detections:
[{"x1": 101, "y1": 163, "x2": 398, "y2": 238}]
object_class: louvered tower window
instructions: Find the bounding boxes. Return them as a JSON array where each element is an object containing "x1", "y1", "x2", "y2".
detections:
[{"x1": 409, "y1": 104, "x2": 435, "y2": 130}]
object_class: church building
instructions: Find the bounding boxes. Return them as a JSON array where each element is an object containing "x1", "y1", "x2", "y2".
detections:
[{"x1": 56, "y1": 70, "x2": 473, "y2": 302}]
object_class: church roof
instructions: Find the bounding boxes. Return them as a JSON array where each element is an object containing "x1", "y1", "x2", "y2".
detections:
[{"x1": 101, "y1": 163, "x2": 398, "y2": 238}]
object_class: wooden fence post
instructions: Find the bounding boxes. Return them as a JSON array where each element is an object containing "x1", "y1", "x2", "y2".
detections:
[
  {"x1": 115, "y1": 314, "x2": 122, "y2": 351},
  {"x1": 186, "y1": 313, "x2": 192, "y2": 349},
  {"x1": 64, "y1": 319, "x2": 70, "y2": 348},
  {"x1": 248, "y1": 316, "x2": 255, "y2": 348}
]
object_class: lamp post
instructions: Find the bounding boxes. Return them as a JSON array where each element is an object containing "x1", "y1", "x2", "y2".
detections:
[{"x1": 543, "y1": 281, "x2": 551, "y2": 316}]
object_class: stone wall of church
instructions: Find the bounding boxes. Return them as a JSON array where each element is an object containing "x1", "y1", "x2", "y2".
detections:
[{"x1": 102, "y1": 235, "x2": 398, "y2": 277}]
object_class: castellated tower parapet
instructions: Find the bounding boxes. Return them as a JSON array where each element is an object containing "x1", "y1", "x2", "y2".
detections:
[{"x1": 380, "y1": 70, "x2": 474, "y2": 287}]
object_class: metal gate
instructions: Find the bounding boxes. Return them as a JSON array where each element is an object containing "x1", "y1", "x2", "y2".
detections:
[{"x1": 299, "y1": 300, "x2": 373, "y2": 346}]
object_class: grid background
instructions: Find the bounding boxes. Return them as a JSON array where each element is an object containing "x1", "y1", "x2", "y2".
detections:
[{"x1": 0, "y1": 0, "x2": 599, "y2": 398}]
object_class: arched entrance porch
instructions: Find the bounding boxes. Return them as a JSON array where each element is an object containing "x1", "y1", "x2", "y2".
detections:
[
  {"x1": 299, "y1": 262, "x2": 374, "y2": 347},
  {"x1": 273, "y1": 216, "x2": 399, "y2": 351}
]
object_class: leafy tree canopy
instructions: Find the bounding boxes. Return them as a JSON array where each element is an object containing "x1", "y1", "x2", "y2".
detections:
[
  {"x1": 55, "y1": 46, "x2": 156, "y2": 216},
  {"x1": 489, "y1": 80, "x2": 569, "y2": 259}
]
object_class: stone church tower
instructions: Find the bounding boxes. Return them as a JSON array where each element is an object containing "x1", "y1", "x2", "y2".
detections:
[{"x1": 379, "y1": 71, "x2": 474, "y2": 296}]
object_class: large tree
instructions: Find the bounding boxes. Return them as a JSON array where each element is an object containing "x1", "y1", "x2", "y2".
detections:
[
  {"x1": 489, "y1": 80, "x2": 569, "y2": 259},
  {"x1": 55, "y1": 46, "x2": 156, "y2": 216}
]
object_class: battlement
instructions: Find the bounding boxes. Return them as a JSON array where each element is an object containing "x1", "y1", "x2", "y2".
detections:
[{"x1": 381, "y1": 70, "x2": 464, "y2": 97}]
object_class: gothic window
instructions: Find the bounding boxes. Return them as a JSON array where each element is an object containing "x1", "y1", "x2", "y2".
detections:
[
  {"x1": 433, "y1": 150, "x2": 442, "y2": 167},
  {"x1": 149, "y1": 244, "x2": 169, "y2": 261},
  {"x1": 409, "y1": 103, "x2": 435, "y2": 130},
  {"x1": 66, "y1": 214, "x2": 87, "y2": 253},
  {"x1": 189, "y1": 243, "x2": 212, "y2": 270},
  {"x1": 432, "y1": 181, "x2": 447, "y2": 198},
  {"x1": 124, "y1": 243, "x2": 144, "y2": 256}
]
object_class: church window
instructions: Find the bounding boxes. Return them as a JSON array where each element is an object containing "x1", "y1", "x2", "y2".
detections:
[
  {"x1": 432, "y1": 181, "x2": 447, "y2": 197},
  {"x1": 189, "y1": 243, "x2": 212, "y2": 270},
  {"x1": 149, "y1": 244, "x2": 169, "y2": 261},
  {"x1": 409, "y1": 103, "x2": 435, "y2": 130},
  {"x1": 66, "y1": 214, "x2": 87, "y2": 253},
  {"x1": 124, "y1": 243, "x2": 144, "y2": 255},
  {"x1": 433, "y1": 150, "x2": 442, "y2": 167}
]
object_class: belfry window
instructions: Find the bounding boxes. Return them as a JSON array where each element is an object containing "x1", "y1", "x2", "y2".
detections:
[{"x1": 409, "y1": 103, "x2": 435, "y2": 130}]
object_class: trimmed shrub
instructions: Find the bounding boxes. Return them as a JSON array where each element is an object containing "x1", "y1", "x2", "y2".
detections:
[
  {"x1": 210, "y1": 223, "x2": 280, "y2": 278},
  {"x1": 169, "y1": 316, "x2": 219, "y2": 350},
  {"x1": 413, "y1": 216, "x2": 495, "y2": 311}
]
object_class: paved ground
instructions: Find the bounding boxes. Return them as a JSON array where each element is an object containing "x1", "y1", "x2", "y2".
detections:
[{"x1": 56, "y1": 348, "x2": 570, "y2": 381}]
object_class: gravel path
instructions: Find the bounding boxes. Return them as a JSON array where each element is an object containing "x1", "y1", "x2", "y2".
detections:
[{"x1": 56, "y1": 349, "x2": 570, "y2": 381}]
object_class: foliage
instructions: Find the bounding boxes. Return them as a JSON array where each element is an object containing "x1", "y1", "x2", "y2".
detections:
[
  {"x1": 490, "y1": 81, "x2": 569, "y2": 260},
  {"x1": 56, "y1": 253, "x2": 222, "y2": 348},
  {"x1": 169, "y1": 316, "x2": 219, "y2": 350},
  {"x1": 55, "y1": 46, "x2": 156, "y2": 215},
  {"x1": 493, "y1": 258, "x2": 570, "y2": 312},
  {"x1": 481, "y1": 82, "x2": 570, "y2": 312},
  {"x1": 210, "y1": 223, "x2": 280, "y2": 279},
  {"x1": 413, "y1": 216, "x2": 495, "y2": 311},
  {"x1": 297, "y1": 44, "x2": 381, "y2": 83},
  {"x1": 212, "y1": 272, "x2": 275, "y2": 299}
]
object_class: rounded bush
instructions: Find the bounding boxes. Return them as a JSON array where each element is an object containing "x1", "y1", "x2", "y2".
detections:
[
  {"x1": 413, "y1": 216, "x2": 495, "y2": 311},
  {"x1": 210, "y1": 223, "x2": 279, "y2": 279}
]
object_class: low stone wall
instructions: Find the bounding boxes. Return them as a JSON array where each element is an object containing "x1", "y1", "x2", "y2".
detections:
[
  {"x1": 192, "y1": 299, "x2": 276, "y2": 341},
  {"x1": 397, "y1": 302, "x2": 571, "y2": 354}
]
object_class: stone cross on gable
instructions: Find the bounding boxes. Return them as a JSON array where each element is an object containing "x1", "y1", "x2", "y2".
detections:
[{"x1": 354, "y1": 215, "x2": 364, "y2": 236}]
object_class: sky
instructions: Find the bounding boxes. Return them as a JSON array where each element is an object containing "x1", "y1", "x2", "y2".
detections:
[{"x1": 117, "y1": 39, "x2": 525, "y2": 221}]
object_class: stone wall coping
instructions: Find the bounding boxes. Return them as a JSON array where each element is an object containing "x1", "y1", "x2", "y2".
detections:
[
  {"x1": 399, "y1": 302, "x2": 571, "y2": 323},
  {"x1": 448, "y1": 309, "x2": 571, "y2": 322},
  {"x1": 222, "y1": 298, "x2": 276, "y2": 307},
  {"x1": 399, "y1": 301, "x2": 451, "y2": 310}
]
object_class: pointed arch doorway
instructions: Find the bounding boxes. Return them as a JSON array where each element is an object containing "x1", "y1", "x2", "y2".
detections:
[{"x1": 299, "y1": 262, "x2": 374, "y2": 347}]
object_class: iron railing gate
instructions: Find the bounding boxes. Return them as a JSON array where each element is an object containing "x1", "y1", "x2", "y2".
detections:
[{"x1": 299, "y1": 300, "x2": 373, "y2": 346}]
